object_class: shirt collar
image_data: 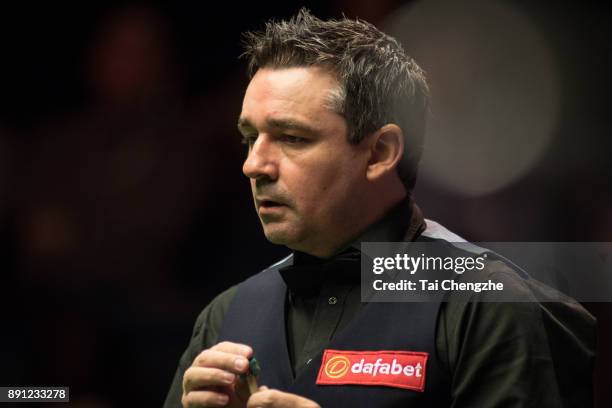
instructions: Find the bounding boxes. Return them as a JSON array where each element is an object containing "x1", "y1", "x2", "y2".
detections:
[
  {"x1": 279, "y1": 196, "x2": 425, "y2": 295},
  {"x1": 347, "y1": 195, "x2": 425, "y2": 249}
]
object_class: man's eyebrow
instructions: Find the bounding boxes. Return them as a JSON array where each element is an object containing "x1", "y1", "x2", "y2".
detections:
[
  {"x1": 237, "y1": 117, "x2": 255, "y2": 133},
  {"x1": 237, "y1": 117, "x2": 318, "y2": 135},
  {"x1": 265, "y1": 118, "x2": 318, "y2": 134}
]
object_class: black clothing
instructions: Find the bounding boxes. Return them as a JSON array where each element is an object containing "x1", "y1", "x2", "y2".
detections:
[
  {"x1": 163, "y1": 198, "x2": 596, "y2": 407},
  {"x1": 216, "y1": 258, "x2": 451, "y2": 407}
]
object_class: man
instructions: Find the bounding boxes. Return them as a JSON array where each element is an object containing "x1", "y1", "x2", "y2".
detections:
[{"x1": 164, "y1": 9, "x2": 596, "y2": 407}]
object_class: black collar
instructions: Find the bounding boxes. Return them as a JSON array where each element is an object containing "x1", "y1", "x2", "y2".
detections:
[{"x1": 278, "y1": 196, "x2": 425, "y2": 295}]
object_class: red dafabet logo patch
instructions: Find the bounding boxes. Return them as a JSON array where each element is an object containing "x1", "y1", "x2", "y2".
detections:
[{"x1": 316, "y1": 349, "x2": 428, "y2": 392}]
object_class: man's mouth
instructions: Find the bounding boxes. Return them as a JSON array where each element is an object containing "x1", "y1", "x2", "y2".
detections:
[{"x1": 259, "y1": 200, "x2": 285, "y2": 208}]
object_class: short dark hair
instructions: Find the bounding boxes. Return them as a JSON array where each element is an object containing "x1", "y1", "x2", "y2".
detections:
[{"x1": 241, "y1": 8, "x2": 430, "y2": 191}]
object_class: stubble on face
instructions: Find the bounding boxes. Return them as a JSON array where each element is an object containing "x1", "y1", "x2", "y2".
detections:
[{"x1": 240, "y1": 67, "x2": 369, "y2": 257}]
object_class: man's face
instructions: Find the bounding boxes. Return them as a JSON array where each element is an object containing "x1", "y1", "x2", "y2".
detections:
[{"x1": 239, "y1": 67, "x2": 370, "y2": 257}]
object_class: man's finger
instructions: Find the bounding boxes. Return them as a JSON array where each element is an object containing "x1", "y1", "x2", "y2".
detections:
[
  {"x1": 210, "y1": 341, "x2": 253, "y2": 357},
  {"x1": 182, "y1": 389, "x2": 230, "y2": 408},
  {"x1": 246, "y1": 388, "x2": 321, "y2": 408},
  {"x1": 182, "y1": 366, "x2": 236, "y2": 393},
  {"x1": 193, "y1": 349, "x2": 250, "y2": 374}
]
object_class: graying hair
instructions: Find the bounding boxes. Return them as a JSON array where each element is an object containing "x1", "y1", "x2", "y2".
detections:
[{"x1": 241, "y1": 8, "x2": 430, "y2": 190}]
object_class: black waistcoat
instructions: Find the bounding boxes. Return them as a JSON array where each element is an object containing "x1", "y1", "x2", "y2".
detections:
[{"x1": 217, "y1": 255, "x2": 452, "y2": 407}]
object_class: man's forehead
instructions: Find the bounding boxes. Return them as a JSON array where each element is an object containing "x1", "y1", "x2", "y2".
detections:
[{"x1": 240, "y1": 67, "x2": 343, "y2": 130}]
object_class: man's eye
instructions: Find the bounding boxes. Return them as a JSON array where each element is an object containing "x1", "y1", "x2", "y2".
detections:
[{"x1": 280, "y1": 134, "x2": 306, "y2": 144}]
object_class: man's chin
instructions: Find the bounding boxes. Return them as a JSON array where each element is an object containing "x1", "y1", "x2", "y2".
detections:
[{"x1": 261, "y1": 224, "x2": 299, "y2": 247}]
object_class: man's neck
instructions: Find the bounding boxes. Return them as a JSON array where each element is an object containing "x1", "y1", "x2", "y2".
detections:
[{"x1": 296, "y1": 190, "x2": 409, "y2": 259}]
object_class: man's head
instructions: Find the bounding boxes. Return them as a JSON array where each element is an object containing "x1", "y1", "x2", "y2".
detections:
[{"x1": 238, "y1": 9, "x2": 430, "y2": 257}]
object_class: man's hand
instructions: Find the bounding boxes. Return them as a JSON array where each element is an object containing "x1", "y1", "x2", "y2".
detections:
[
  {"x1": 182, "y1": 341, "x2": 253, "y2": 407},
  {"x1": 247, "y1": 386, "x2": 321, "y2": 408}
]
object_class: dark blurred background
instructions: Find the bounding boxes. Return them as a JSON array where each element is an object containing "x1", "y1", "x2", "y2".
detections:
[{"x1": 0, "y1": 1, "x2": 610, "y2": 407}]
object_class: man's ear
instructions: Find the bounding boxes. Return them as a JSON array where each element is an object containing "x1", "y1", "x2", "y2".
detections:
[{"x1": 366, "y1": 124, "x2": 404, "y2": 181}]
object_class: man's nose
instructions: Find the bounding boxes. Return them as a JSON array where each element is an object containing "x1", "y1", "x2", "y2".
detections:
[{"x1": 242, "y1": 136, "x2": 279, "y2": 181}]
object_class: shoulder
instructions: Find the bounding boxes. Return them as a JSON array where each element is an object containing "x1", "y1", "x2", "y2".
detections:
[
  {"x1": 187, "y1": 285, "x2": 239, "y2": 348},
  {"x1": 195, "y1": 253, "x2": 294, "y2": 345},
  {"x1": 421, "y1": 218, "x2": 595, "y2": 403}
]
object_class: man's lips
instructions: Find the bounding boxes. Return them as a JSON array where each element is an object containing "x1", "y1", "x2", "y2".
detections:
[
  {"x1": 255, "y1": 197, "x2": 288, "y2": 209},
  {"x1": 257, "y1": 199, "x2": 288, "y2": 216}
]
